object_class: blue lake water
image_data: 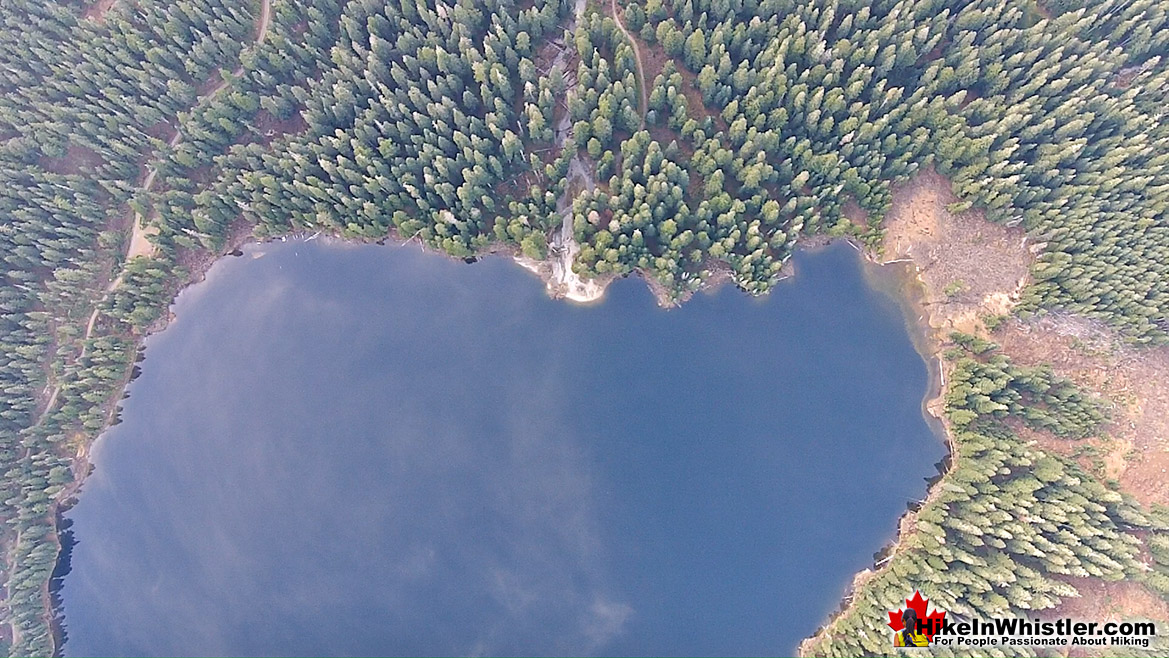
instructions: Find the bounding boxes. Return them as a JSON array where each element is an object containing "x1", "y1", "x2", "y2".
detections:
[{"x1": 57, "y1": 241, "x2": 944, "y2": 656}]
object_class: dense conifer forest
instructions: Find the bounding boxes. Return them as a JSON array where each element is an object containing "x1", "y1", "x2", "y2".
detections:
[
  {"x1": 805, "y1": 335, "x2": 1165, "y2": 656},
  {"x1": 0, "y1": 0, "x2": 1167, "y2": 655}
]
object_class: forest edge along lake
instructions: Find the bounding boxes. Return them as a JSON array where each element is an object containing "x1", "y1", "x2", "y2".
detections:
[
  {"x1": 51, "y1": 240, "x2": 947, "y2": 656},
  {"x1": 52, "y1": 240, "x2": 947, "y2": 657}
]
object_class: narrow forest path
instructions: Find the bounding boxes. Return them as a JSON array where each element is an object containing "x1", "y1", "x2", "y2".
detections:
[
  {"x1": 124, "y1": 0, "x2": 272, "y2": 264},
  {"x1": 610, "y1": 0, "x2": 648, "y2": 130},
  {"x1": 539, "y1": 0, "x2": 603, "y2": 302},
  {"x1": 34, "y1": 0, "x2": 273, "y2": 427},
  {"x1": 15, "y1": 4, "x2": 276, "y2": 649}
]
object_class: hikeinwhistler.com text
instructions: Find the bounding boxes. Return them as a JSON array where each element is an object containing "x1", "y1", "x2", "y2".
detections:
[{"x1": 921, "y1": 617, "x2": 1156, "y2": 649}]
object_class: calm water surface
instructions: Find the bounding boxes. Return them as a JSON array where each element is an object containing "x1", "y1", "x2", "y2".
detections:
[{"x1": 58, "y1": 241, "x2": 944, "y2": 656}]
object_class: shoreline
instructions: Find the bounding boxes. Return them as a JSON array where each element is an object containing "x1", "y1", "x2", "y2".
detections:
[
  {"x1": 43, "y1": 229, "x2": 952, "y2": 656},
  {"x1": 796, "y1": 167, "x2": 1079, "y2": 655},
  {"x1": 34, "y1": 164, "x2": 1168, "y2": 658},
  {"x1": 795, "y1": 237, "x2": 961, "y2": 656}
]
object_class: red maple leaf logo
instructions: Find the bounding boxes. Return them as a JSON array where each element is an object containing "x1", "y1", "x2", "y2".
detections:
[{"x1": 888, "y1": 591, "x2": 947, "y2": 642}]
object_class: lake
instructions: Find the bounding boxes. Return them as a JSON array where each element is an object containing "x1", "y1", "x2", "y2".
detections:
[{"x1": 56, "y1": 241, "x2": 945, "y2": 656}]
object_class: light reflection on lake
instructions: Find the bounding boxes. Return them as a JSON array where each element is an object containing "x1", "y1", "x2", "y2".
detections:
[{"x1": 58, "y1": 241, "x2": 944, "y2": 657}]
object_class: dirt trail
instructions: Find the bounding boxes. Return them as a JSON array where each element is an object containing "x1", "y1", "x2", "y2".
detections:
[
  {"x1": 11, "y1": 6, "x2": 275, "y2": 647},
  {"x1": 515, "y1": 0, "x2": 607, "y2": 303},
  {"x1": 42, "y1": 0, "x2": 275, "y2": 419},
  {"x1": 121, "y1": 127, "x2": 178, "y2": 263},
  {"x1": 610, "y1": 0, "x2": 648, "y2": 130},
  {"x1": 124, "y1": 0, "x2": 272, "y2": 264}
]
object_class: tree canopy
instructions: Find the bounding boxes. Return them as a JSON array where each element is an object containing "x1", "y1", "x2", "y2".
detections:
[{"x1": 1, "y1": 0, "x2": 1168, "y2": 655}]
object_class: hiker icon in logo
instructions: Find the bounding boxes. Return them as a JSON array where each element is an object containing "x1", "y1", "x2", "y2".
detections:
[
  {"x1": 894, "y1": 607, "x2": 929, "y2": 647},
  {"x1": 889, "y1": 591, "x2": 946, "y2": 648}
]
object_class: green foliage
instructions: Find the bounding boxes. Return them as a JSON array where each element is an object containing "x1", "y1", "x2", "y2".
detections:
[
  {"x1": 2, "y1": 0, "x2": 1169, "y2": 654},
  {"x1": 184, "y1": 0, "x2": 574, "y2": 259},
  {"x1": 806, "y1": 338, "x2": 1146, "y2": 657},
  {"x1": 1143, "y1": 528, "x2": 1169, "y2": 605},
  {"x1": 946, "y1": 334, "x2": 1108, "y2": 439},
  {"x1": 943, "y1": 280, "x2": 966, "y2": 298},
  {"x1": 0, "y1": 1, "x2": 264, "y2": 653}
]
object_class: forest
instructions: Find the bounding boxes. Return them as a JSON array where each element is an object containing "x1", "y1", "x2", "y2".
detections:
[
  {"x1": 804, "y1": 335, "x2": 1169, "y2": 656},
  {"x1": 0, "y1": 0, "x2": 1167, "y2": 655}
]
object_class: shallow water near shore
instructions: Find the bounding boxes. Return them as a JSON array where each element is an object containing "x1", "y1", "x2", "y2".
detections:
[{"x1": 57, "y1": 241, "x2": 944, "y2": 657}]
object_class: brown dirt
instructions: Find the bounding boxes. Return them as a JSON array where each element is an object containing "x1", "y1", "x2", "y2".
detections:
[
  {"x1": 607, "y1": 0, "x2": 648, "y2": 127},
  {"x1": 932, "y1": 203, "x2": 1169, "y2": 507},
  {"x1": 840, "y1": 198, "x2": 868, "y2": 227},
  {"x1": 675, "y1": 65, "x2": 719, "y2": 129},
  {"x1": 40, "y1": 144, "x2": 105, "y2": 175},
  {"x1": 870, "y1": 167, "x2": 1032, "y2": 424},
  {"x1": 125, "y1": 214, "x2": 159, "y2": 261},
  {"x1": 811, "y1": 166, "x2": 1169, "y2": 653},
  {"x1": 995, "y1": 315, "x2": 1169, "y2": 507},
  {"x1": 143, "y1": 120, "x2": 179, "y2": 144},
  {"x1": 638, "y1": 33, "x2": 670, "y2": 84},
  {"x1": 879, "y1": 167, "x2": 1033, "y2": 340},
  {"x1": 81, "y1": 0, "x2": 117, "y2": 22},
  {"x1": 1051, "y1": 578, "x2": 1169, "y2": 622},
  {"x1": 1046, "y1": 579, "x2": 1169, "y2": 657},
  {"x1": 625, "y1": 24, "x2": 723, "y2": 133}
]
